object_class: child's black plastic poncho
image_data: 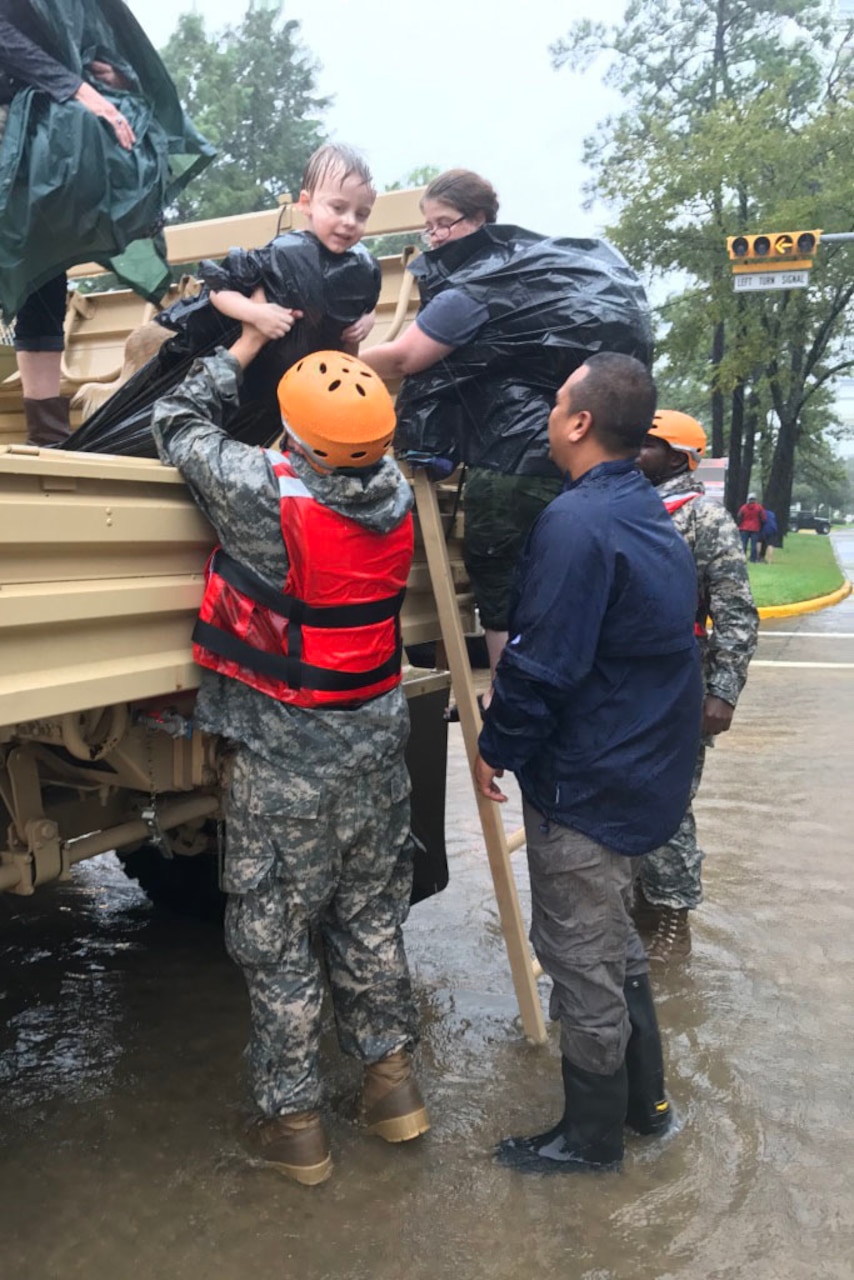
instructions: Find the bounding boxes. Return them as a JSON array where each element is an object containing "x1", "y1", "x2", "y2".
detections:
[
  {"x1": 394, "y1": 225, "x2": 653, "y2": 475},
  {"x1": 0, "y1": 0, "x2": 215, "y2": 318},
  {"x1": 66, "y1": 232, "x2": 382, "y2": 457}
]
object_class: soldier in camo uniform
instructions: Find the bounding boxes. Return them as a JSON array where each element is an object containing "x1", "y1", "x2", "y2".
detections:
[
  {"x1": 152, "y1": 326, "x2": 429, "y2": 1186},
  {"x1": 635, "y1": 411, "x2": 758, "y2": 963}
]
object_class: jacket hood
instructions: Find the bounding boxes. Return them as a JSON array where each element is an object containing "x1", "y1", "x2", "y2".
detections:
[
  {"x1": 286, "y1": 450, "x2": 414, "y2": 534},
  {"x1": 656, "y1": 472, "x2": 706, "y2": 499}
]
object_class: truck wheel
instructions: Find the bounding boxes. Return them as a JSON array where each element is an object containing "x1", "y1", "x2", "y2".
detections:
[{"x1": 119, "y1": 846, "x2": 225, "y2": 921}]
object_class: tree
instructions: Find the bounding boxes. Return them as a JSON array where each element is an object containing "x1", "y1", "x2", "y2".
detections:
[
  {"x1": 552, "y1": 1, "x2": 854, "y2": 528},
  {"x1": 160, "y1": 4, "x2": 329, "y2": 221}
]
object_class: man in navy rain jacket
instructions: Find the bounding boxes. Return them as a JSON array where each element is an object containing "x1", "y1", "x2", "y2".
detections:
[{"x1": 475, "y1": 352, "x2": 703, "y2": 1176}]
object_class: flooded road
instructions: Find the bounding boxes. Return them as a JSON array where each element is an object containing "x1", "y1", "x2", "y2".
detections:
[{"x1": 2, "y1": 534, "x2": 853, "y2": 1280}]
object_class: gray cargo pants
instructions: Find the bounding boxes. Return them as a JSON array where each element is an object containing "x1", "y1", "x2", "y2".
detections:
[
  {"x1": 223, "y1": 745, "x2": 419, "y2": 1116},
  {"x1": 523, "y1": 799, "x2": 648, "y2": 1076}
]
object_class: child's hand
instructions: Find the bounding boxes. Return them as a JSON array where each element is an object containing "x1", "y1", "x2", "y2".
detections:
[
  {"x1": 341, "y1": 310, "x2": 376, "y2": 345},
  {"x1": 250, "y1": 301, "x2": 303, "y2": 341}
]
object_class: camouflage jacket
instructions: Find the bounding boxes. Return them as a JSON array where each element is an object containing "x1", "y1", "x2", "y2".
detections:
[
  {"x1": 151, "y1": 350, "x2": 414, "y2": 778},
  {"x1": 656, "y1": 472, "x2": 759, "y2": 708}
]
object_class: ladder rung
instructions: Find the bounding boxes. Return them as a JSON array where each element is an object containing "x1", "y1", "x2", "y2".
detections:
[{"x1": 506, "y1": 826, "x2": 526, "y2": 854}]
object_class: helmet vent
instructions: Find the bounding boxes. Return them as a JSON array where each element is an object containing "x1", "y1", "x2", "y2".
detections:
[
  {"x1": 319, "y1": 362, "x2": 328, "y2": 374},
  {"x1": 328, "y1": 379, "x2": 342, "y2": 392},
  {"x1": 351, "y1": 450, "x2": 367, "y2": 459},
  {"x1": 315, "y1": 448, "x2": 328, "y2": 457},
  {"x1": 355, "y1": 384, "x2": 367, "y2": 397}
]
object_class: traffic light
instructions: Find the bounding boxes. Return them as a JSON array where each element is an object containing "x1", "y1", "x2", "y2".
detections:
[{"x1": 727, "y1": 230, "x2": 821, "y2": 266}]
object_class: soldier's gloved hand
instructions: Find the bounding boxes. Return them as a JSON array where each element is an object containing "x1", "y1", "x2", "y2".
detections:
[
  {"x1": 405, "y1": 453, "x2": 456, "y2": 482},
  {"x1": 703, "y1": 694, "x2": 735, "y2": 736}
]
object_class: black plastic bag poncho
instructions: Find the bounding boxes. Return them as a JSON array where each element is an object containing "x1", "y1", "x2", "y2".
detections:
[
  {"x1": 66, "y1": 232, "x2": 382, "y2": 456},
  {"x1": 394, "y1": 225, "x2": 653, "y2": 476},
  {"x1": 0, "y1": 0, "x2": 215, "y2": 318}
]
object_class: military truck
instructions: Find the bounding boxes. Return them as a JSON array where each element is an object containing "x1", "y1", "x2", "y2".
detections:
[{"x1": 0, "y1": 190, "x2": 473, "y2": 909}]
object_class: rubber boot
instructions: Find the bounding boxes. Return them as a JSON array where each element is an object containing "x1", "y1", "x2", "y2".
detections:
[
  {"x1": 358, "y1": 1049, "x2": 431, "y2": 1143},
  {"x1": 646, "y1": 905, "x2": 692, "y2": 964},
  {"x1": 624, "y1": 974, "x2": 672, "y2": 1135},
  {"x1": 23, "y1": 396, "x2": 72, "y2": 447},
  {"x1": 495, "y1": 1056, "x2": 627, "y2": 1174},
  {"x1": 242, "y1": 1110, "x2": 333, "y2": 1186}
]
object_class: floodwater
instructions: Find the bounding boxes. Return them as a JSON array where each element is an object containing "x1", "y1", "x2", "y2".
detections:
[{"x1": 2, "y1": 533, "x2": 853, "y2": 1280}]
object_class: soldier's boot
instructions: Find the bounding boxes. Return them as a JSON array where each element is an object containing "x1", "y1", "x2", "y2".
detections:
[
  {"x1": 495, "y1": 1056, "x2": 626, "y2": 1174},
  {"x1": 23, "y1": 396, "x2": 72, "y2": 447},
  {"x1": 242, "y1": 1110, "x2": 333, "y2": 1186},
  {"x1": 624, "y1": 974, "x2": 672, "y2": 1136},
  {"x1": 646, "y1": 906, "x2": 692, "y2": 965},
  {"x1": 630, "y1": 883, "x2": 660, "y2": 938},
  {"x1": 358, "y1": 1049, "x2": 431, "y2": 1143}
]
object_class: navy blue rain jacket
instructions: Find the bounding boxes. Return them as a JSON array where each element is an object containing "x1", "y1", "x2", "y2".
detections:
[{"x1": 478, "y1": 460, "x2": 703, "y2": 855}]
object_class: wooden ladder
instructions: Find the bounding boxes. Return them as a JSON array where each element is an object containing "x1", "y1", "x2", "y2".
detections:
[{"x1": 412, "y1": 471, "x2": 546, "y2": 1044}]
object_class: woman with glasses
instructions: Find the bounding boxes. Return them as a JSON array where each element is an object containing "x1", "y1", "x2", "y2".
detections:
[
  {"x1": 361, "y1": 169, "x2": 566, "y2": 708},
  {"x1": 363, "y1": 168, "x2": 652, "y2": 714}
]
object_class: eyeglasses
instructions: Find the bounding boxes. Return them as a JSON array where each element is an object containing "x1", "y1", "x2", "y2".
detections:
[{"x1": 420, "y1": 215, "x2": 467, "y2": 247}]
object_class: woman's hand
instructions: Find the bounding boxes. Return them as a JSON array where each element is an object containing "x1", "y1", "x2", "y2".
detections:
[
  {"x1": 88, "y1": 60, "x2": 133, "y2": 91},
  {"x1": 341, "y1": 310, "x2": 376, "y2": 345},
  {"x1": 73, "y1": 80, "x2": 135, "y2": 150}
]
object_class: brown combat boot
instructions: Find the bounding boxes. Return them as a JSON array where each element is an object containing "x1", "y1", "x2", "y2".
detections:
[
  {"x1": 630, "y1": 883, "x2": 660, "y2": 938},
  {"x1": 646, "y1": 906, "x2": 692, "y2": 965},
  {"x1": 358, "y1": 1049, "x2": 431, "y2": 1143},
  {"x1": 23, "y1": 396, "x2": 72, "y2": 447},
  {"x1": 242, "y1": 1110, "x2": 333, "y2": 1185}
]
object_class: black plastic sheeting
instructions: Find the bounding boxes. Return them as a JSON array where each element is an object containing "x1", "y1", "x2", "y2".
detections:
[
  {"x1": 394, "y1": 224, "x2": 653, "y2": 476},
  {"x1": 0, "y1": 0, "x2": 214, "y2": 317},
  {"x1": 66, "y1": 233, "x2": 382, "y2": 457}
]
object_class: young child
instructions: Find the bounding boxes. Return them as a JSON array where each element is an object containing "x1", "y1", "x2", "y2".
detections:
[
  {"x1": 68, "y1": 143, "x2": 381, "y2": 456},
  {"x1": 205, "y1": 142, "x2": 379, "y2": 352},
  {"x1": 203, "y1": 141, "x2": 376, "y2": 355},
  {"x1": 152, "y1": 332, "x2": 429, "y2": 1186}
]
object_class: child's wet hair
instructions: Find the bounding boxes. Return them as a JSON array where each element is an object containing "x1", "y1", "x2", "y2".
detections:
[{"x1": 302, "y1": 144, "x2": 376, "y2": 197}]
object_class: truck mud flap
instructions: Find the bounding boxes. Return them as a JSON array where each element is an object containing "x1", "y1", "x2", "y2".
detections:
[{"x1": 405, "y1": 682, "x2": 450, "y2": 905}]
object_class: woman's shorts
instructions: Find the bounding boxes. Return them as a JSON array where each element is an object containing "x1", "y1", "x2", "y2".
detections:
[
  {"x1": 14, "y1": 273, "x2": 68, "y2": 352},
  {"x1": 463, "y1": 468, "x2": 563, "y2": 631}
]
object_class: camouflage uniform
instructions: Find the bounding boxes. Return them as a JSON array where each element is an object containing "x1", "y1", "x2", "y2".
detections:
[
  {"x1": 641, "y1": 473, "x2": 759, "y2": 910},
  {"x1": 152, "y1": 351, "x2": 419, "y2": 1115}
]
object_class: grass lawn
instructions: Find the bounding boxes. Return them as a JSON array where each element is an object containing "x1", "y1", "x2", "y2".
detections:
[{"x1": 747, "y1": 531, "x2": 846, "y2": 608}]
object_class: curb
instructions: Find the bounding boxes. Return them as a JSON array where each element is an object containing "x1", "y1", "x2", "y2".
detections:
[{"x1": 758, "y1": 578, "x2": 853, "y2": 620}]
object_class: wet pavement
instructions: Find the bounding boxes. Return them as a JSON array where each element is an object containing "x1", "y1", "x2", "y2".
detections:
[{"x1": 2, "y1": 532, "x2": 853, "y2": 1280}]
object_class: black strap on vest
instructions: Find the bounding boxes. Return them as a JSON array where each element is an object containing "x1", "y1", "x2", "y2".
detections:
[
  {"x1": 192, "y1": 619, "x2": 403, "y2": 693},
  {"x1": 193, "y1": 548, "x2": 405, "y2": 695},
  {"x1": 210, "y1": 548, "x2": 405, "y2": 628}
]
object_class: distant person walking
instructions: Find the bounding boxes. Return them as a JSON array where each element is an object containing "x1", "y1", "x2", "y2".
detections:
[
  {"x1": 737, "y1": 493, "x2": 766, "y2": 563},
  {"x1": 759, "y1": 508, "x2": 779, "y2": 563}
]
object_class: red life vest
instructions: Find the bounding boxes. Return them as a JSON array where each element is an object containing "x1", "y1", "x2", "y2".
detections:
[
  {"x1": 192, "y1": 451, "x2": 414, "y2": 708},
  {"x1": 662, "y1": 490, "x2": 707, "y2": 639}
]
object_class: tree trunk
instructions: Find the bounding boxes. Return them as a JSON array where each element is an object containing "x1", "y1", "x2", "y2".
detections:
[
  {"x1": 726, "y1": 381, "x2": 744, "y2": 513},
  {"x1": 765, "y1": 415, "x2": 798, "y2": 536},
  {"x1": 711, "y1": 320, "x2": 725, "y2": 457}
]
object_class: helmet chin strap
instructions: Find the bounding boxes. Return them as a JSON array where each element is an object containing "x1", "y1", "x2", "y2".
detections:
[{"x1": 281, "y1": 420, "x2": 337, "y2": 474}]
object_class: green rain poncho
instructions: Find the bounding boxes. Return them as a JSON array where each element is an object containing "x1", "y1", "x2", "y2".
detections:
[{"x1": 0, "y1": 0, "x2": 215, "y2": 317}]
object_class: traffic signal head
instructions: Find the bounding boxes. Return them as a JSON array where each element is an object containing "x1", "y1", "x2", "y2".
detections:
[{"x1": 726, "y1": 230, "x2": 821, "y2": 263}]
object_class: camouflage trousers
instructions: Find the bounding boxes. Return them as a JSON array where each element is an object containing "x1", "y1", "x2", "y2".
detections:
[
  {"x1": 222, "y1": 744, "x2": 419, "y2": 1116},
  {"x1": 639, "y1": 741, "x2": 708, "y2": 910}
]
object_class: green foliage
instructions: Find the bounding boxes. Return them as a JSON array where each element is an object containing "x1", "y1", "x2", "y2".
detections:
[
  {"x1": 160, "y1": 5, "x2": 329, "y2": 221},
  {"x1": 552, "y1": 1, "x2": 854, "y2": 523},
  {"x1": 363, "y1": 166, "x2": 440, "y2": 259},
  {"x1": 747, "y1": 529, "x2": 845, "y2": 606}
]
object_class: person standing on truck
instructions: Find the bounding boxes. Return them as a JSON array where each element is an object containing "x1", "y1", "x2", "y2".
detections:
[
  {"x1": 362, "y1": 169, "x2": 651, "y2": 714},
  {"x1": 0, "y1": 0, "x2": 213, "y2": 445},
  {"x1": 152, "y1": 336, "x2": 429, "y2": 1187},
  {"x1": 473, "y1": 355, "x2": 703, "y2": 1176},
  {"x1": 737, "y1": 493, "x2": 766, "y2": 563},
  {"x1": 634, "y1": 412, "x2": 759, "y2": 962}
]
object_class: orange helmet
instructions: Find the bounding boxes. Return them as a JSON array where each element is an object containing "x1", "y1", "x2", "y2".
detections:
[
  {"x1": 277, "y1": 351, "x2": 396, "y2": 470},
  {"x1": 647, "y1": 410, "x2": 707, "y2": 471}
]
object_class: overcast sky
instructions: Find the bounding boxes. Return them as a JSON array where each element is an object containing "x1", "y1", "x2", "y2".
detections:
[{"x1": 125, "y1": 0, "x2": 628, "y2": 237}]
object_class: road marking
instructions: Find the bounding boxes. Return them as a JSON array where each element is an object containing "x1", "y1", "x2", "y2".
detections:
[
  {"x1": 759, "y1": 631, "x2": 854, "y2": 638},
  {"x1": 752, "y1": 660, "x2": 854, "y2": 669}
]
